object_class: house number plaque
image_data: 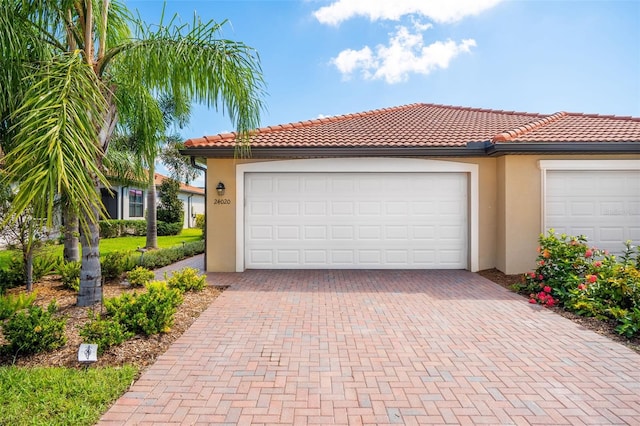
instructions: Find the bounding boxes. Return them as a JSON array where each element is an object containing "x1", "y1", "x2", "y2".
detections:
[{"x1": 214, "y1": 199, "x2": 232, "y2": 205}]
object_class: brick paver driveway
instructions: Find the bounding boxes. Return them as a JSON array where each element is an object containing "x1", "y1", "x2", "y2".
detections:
[{"x1": 100, "y1": 270, "x2": 640, "y2": 425}]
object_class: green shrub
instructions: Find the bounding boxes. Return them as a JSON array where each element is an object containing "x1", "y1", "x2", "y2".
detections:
[
  {"x1": 0, "y1": 257, "x2": 25, "y2": 293},
  {"x1": 132, "y1": 281, "x2": 183, "y2": 334},
  {"x1": 195, "y1": 214, "x2": 205, "y2": 238},
  {"x1": 127, "y1": 266, "x2": 155, "y2": 287},
  {"x1": 2, "y1": 301, "x2": 66, "y2": 355},
  {"x1": 136, "y1": 241, "x2": 204, "y2": 270},
  {"x1": 0, "y1": 254, "x2": 60, "y2": 292},
  {"x1": 99, "y1": 220, "x2": 147, "y2": 238},
  {"x1": 616, "y1": 307, "x2": 640, "y2": 338},
  {"x1": 105, "y1": 281, "x2": 183, "y2": 335},
  {"x1": 157, "y1": 221, "x2": 182, "y2": 236},
  {"x1": 33, "y1": 254, "x2": 60, "y2": 280},
  {"x1": 58, "y1": 261, "x2": 80, "y2": 292},
  {"x1": 79, "y1": 311, "x2": 134, "y2": 355},
  {"x1": 0, "y1": 292, "x2": 37, "y2": 320},
  {"x1": 157, "y1": 179, "x2": 184, "y2": 225},
  {"x1": 166, "y1": 267, "x2": 206, "y2": 292},
  {"x1": 101, "y1": 251, "x2": 135, "y2": 281}
]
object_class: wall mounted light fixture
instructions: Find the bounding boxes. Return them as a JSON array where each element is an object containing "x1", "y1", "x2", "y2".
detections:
[{"x1": 216, "y1": 182, "x2": 225, "y2": 196}]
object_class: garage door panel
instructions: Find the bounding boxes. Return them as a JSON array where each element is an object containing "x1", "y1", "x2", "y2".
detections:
[
  {"x1": 358, "y1": 226, "x2": 381, "y2": 240},
  {"x1": 570, "y1": 202, "x2": 595, "y2": 216},
  {"x1": 245, "y1": 172, "x2": 468, "y2": 269},
  {"x1": 276, "y1": 176, "x2": 300, "y2": 192},
  {"x1": 249, "y1": 202, "x2": 272, "y2": 215},
  {"x1": 303, "y1": 201, "x2": 326, "y2": 215},
  {"x1": 546, "y1": 170, "x2": 640, "y2": 255},
  {"x1": 303, "y1": 250, "x2": 327, "y2": 264},
  {"x1": 249, "y1": 226, "x2": 272, "y2": 240},
  {"x1": 385, "y1": 202, "x2": 409, "y2": 215},
  {"x1": 249, "y1": 250, "x2": 273, "y2": 265},
  {"x1": 304, "y1": 226, "x2": 326, "y2": 240},
  {"x1": 331, "y1": 202, "x2": 354, "y2": 215},
  {"x1": 332, "y1": 250, "x2": 354, "y2": 264},
  {"x1": 386, "y1": 226, "x2": 408, "y2": 239},
  {"x1": 277, "y1": 250, "x2": 299, "y2": 264},
  {"x1": 358, "y1": 201, "x2": 381, "y2": 215},
  {"x1": 413, "y1": 226, "x2": 436, "y2": 240},
  {"x1": 276, "y1": 226, "x2": 299, "y2": 240},
  {"x1": 359, "y1": 250, "x2": 381, "y2": 264},
  {"x1": 331, "y1": 225, "x2": 353, "y2": 239}
]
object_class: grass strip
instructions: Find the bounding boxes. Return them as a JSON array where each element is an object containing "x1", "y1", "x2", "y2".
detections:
[{"x1": 0, "y1": 365, "x2": 138, "y2": 425}]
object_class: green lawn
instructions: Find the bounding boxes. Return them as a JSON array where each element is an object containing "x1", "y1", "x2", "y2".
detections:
[
  {"x1": 0, "y1": 365, "x2": 138, "y2": 426},
  {"x1": 0, "y1": 228, "x2": 202, "y2": 268}
]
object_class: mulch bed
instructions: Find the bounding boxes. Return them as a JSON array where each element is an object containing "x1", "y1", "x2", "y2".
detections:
[
  {"x1": 2, "y1": 269, "x2": 638, "y2": 369},
  {"x1": 0, "y1": 276, "x2": 222, "y2": 369}
]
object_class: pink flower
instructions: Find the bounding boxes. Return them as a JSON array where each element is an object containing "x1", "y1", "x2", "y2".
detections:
[
  {"x1": 593, "y1": 261, "x2": 602, "y2": 268},
  {"x1": 538, "y1": 260, "x2": 545, "y2": 266},
  {"x1": 584, "y1": 249, "x2": 593, "y2": 258},
  {"x1": 528, "y1": 272, "x2": 536, "y2": 279},
  {"x1": 587, "y1": 274, "x2": 597, "y2": 283},
  {"x1": 538, "y1": 274, "x2": 544, "y2": 281},
  {"x1": 578, "y1": 284, "x2": 586, "y2": 291},
  {"x1": 546, "y1": 298, "x2": 556, "y2": 307},
  {"x1": 537, "y1": 292, "x2": 547, "y2": 301},
  {"x1": 529, "y1": 298, "x2": 537, "y2": 304},
  {"x1": 543, "y1": 286, "x2": 552, "y2": 293}
]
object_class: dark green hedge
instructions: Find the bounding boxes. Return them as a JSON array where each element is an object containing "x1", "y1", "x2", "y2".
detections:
[
  {"x1": 99, "y1": 220, "x2": 183, "y2": 238},
  {"x1": 157, "y1": 221, "x2": 182, "y2": 236},
  {"x1": 99, "y1": 220, "x2": 147, "y2": 238}
]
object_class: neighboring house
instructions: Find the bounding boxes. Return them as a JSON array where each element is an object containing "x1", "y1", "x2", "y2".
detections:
[
  {"x1": 182, "y1": 103, "x2": 640, "y2": 274},
  {"x1": 101, "y1": 172, "x2": 204, "y2": 228}
]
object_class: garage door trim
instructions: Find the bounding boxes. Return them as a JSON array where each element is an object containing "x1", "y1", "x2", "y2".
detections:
[{"x1": 236, "y1": 158, "x2": 479, "y2": 272}]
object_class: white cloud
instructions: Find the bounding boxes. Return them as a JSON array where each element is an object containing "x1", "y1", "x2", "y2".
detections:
[
  {"x1": 314, "y1": 0, "x2": 504, "y2": 26},
  {"x1": 332, "y1": 46, "x2": 376, "y2": 78},
  {"x1": 331, "y1": 24, "x2": 476, "y2": 84}
]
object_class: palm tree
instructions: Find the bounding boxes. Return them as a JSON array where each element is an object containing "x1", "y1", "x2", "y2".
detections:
[
  {"x1": 109, "y1": 94, "x2": 191, "y2": 250},
  {"x1": 0, "y1": 1, "x2": 264, "y2": 306}
]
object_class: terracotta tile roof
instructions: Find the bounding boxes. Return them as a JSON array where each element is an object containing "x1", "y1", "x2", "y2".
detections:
[
  {"x1": 154, "y1": 173, "x2": 204, "y2": 195},
  {"x1": 184, "y1": 103, "x2": 640, "y2": 150},
  {"x1": 492, "y1": 112, "x2": 640, "y2": 143}
]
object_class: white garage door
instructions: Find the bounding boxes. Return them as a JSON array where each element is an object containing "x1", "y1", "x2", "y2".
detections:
[
  {"x1": 244, "y1": 172, "x2": 468, "y2": 269},
  {"x1": 546, "y1": 170, "x2": 640, "y2": 254}
]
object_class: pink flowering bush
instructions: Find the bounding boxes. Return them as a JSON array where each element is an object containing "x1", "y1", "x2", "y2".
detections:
[
  {"x1": 514, "y1": 230, "x2": 599, "y2": 307},
  {"x1": 568, "y1": 242, "x2": 640, "y2": 327},
  {"x1": 514, "y1": 233, "x2": 640, "y2": 337}
]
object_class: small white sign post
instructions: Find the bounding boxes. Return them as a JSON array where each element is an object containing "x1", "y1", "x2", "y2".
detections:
[{"x1": 78, "y1": 343, "x2": 98, "y2": 367}]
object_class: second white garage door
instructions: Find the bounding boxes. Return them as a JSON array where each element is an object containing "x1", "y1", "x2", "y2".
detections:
[
  {"x1": 244, "y1": 172, "x2": 468, "y2": 269},
  {"x1": 545, "y1": 169, "x2": 640, "y2": 255}
]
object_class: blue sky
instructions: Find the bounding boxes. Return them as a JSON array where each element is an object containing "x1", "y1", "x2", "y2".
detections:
[{"x1": 127, "y1": 0, "x2": 640, "y2": 183}]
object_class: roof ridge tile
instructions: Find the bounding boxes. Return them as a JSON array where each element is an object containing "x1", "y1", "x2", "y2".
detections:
[{"x1": 491, "y1": 111, "x2": 567, "y2": 142}]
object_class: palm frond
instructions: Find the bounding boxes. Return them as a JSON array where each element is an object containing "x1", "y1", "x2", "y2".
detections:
[
  {"x1": 106, "y1": 16, "x2": 266, "y2": 148},
  {"x1": 111, "y1": 78, "x2": 165, "y2": 163},
  {"x1": 103, "y1": 141, "x2": 147, "y2": 186},
  {"x1": 2, "y1": 52, "x2": 109, "y2": 234}
]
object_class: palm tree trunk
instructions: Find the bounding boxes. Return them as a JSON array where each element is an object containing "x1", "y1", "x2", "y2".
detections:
[
  {"x1": 77, "y1": 193, "x2": 102, "y2": 306},
  {"x1": 23, "y1": 248, "x2": 33, "y2": 293},
  {"x1": 62, "y1": 202, "x2": 79, "y2": 262},
  {"x1": 145, "y1": 166, "x2": 158, "y2": 249}
]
